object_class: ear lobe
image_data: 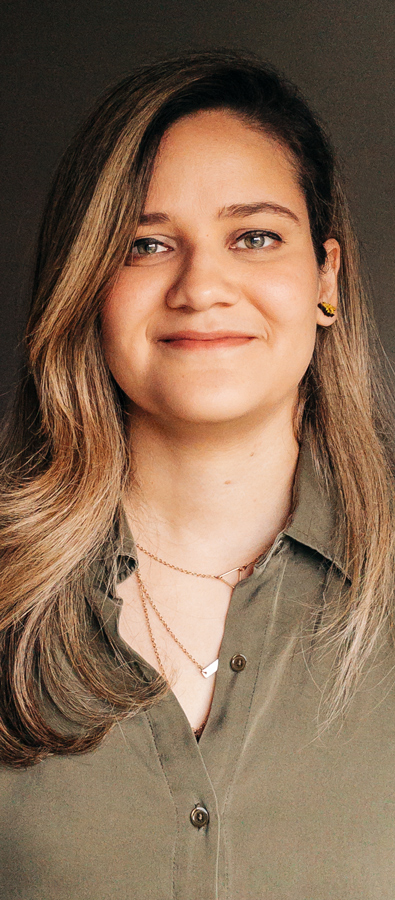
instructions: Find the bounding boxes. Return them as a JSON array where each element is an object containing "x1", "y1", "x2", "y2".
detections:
[{"x1": 316, "y1": 239, "x2": 341, "y2": 327}]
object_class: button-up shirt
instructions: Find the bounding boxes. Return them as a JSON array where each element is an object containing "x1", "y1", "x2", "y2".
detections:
[{"x1": 1, "y1": 445, "x2": 395, "y2": 899}]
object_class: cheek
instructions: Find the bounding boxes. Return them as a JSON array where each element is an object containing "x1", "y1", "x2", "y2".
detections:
[
  {"x1": 100, "y1": 297, "x2": 140, "y2": 391},
  {"x1": 251, "y1": 256, "x2": 320, "y2": 328},
  {"x1": 100, "y1": 285, "x2": 166, "y2": 411},
  {"x1": 101, "y1": 278, "x2": 148, "y2": 361},
  {"x1": 100, "y1": 301, "x2": 123, "y2": 370},
  {"x1": 252, "y1": 265, "x2": 319, "y2": 383}
]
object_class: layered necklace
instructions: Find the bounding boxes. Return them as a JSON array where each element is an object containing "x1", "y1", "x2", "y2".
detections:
[{"x1": 135, "y1": 541, "x2": 262, "y2": 680}]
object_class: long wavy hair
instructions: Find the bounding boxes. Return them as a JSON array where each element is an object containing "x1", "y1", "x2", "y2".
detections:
[{"x1": 1, "y1": 50, "x2": 394, "y2": 766}]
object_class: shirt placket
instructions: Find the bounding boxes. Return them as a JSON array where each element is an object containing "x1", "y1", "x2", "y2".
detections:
[
  {"x1": 144, "y1": 539, "x2": 288, "y2": 900},
  {"x1": 146, "y1": 696, "x2": 221, "y2": 900}
]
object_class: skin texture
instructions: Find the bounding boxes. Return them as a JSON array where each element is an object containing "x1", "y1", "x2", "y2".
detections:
[{"x1": 101, "y1": 110, "x2": 340, "y2": 729}]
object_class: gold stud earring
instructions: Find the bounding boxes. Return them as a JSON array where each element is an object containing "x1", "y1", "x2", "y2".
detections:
[{"x1": 318, "y1": 302, "x2": 336, "y2": 317}]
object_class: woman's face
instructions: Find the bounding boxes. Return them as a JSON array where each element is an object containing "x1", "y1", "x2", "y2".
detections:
[{"x1": 101, "y1": 110, "x2": 339, "y2": 431}]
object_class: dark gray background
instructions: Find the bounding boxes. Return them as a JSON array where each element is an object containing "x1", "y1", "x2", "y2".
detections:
[{"x1": 1, "y1": 0, "x2": 394, "y2": 419}]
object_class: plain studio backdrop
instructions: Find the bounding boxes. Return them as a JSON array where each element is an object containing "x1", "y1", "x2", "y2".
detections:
[{"x1": 1, "y1": 0, "x2": 394, "y2": 421}]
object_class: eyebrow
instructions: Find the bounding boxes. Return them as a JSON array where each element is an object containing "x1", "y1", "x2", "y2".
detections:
[
  {"x1": 138, "y1": 201, "x2": 300, "y2": 227},
  {"x1": 138, "y1": 212, "x2": 172, "y2": 225},
  {"x1": 217, "y1": 202, "x2": 300, "y2": 224}
]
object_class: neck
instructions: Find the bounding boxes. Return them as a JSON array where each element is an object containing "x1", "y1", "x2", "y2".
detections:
[{"x1": 124, "y1": 407, "x2": 299, "y2": 573}]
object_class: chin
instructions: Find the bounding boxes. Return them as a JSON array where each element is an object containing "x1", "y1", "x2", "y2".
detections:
[{"x1": 154, "y1": 394, "x2": 264, "y2": 427}]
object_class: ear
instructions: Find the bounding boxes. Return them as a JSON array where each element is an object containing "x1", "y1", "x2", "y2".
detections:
[{"x1": 316, "y1": 239, "x2": 341, "y2": 327}]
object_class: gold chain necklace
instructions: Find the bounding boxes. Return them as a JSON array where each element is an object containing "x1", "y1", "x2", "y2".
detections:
[
  {"x1": 135, "y1": 569, "x2": 219, "y2": 678},
  {"x1": 135, "y1": 542, "x2": 262, "y2": 588},
  {"x1": 135, "y1": 543, "x2": 262, "y2": 679}
]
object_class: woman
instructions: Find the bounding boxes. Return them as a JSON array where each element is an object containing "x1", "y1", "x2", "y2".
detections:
[{"x1": 0, "y1": 51, "x2": 394, "y2": 899}]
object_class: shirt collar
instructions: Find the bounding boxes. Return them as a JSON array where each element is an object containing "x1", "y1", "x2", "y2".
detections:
[
  {"x1": 284, "y1": 440, "x2": 347, "y2": 577},
  {"x1": 116, "y1": 505, "x2": 139, "y2": 580},
  {"x1": 90, "y1": 505, "x2": 137, "y2": 593}
]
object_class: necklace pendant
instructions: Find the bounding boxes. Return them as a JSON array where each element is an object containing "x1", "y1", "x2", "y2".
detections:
[
  {"x1": 218, "y1": 565, "x2": 244, "y2": 586},
  {"x1": 201, "y1": 659, "x2": 219, "y2": 678},
  {"x1": 219, "y1": 565, "x2": 241, "y2": 579}
]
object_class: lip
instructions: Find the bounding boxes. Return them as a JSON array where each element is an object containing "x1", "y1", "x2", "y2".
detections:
[{"x1": 158, "y1": 330, "x2": 256, "y2": 349}]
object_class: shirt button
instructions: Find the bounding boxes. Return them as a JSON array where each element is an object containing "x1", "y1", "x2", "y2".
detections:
[
  {"x1": 230, "y1": 653, "x2": 247, "y2": 672},
  {"x1": 190, "y1": 805, "x2": 210, "y2": 828}
]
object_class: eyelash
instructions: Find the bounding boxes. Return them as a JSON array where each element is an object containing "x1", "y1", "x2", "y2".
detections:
[{"x1": 126, "y1": 229, "x2": 282, "y2": 262}]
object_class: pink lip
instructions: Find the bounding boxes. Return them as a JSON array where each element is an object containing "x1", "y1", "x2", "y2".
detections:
[{"x1": 159, "y1": 330, "x2": 255, "y2": 349}]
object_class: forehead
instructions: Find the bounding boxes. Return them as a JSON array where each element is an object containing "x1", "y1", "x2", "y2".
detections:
[{"x1": 144, "y1": 109, "x2": 307, "y2": 223}]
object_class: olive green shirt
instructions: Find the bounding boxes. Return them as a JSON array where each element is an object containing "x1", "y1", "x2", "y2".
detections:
[{"x1": 1, "y1": 446, "x2": 395, "y2": 899}]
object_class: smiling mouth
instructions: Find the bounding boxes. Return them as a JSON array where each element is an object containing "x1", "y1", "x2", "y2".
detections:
[{"x1": 159, "y1": 331, "x2": 256, "y2": 349}]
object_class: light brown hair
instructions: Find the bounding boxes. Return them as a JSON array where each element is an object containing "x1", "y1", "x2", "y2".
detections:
[{"x1": 1, "y1": 50, "x2": 394, "y2": 766}]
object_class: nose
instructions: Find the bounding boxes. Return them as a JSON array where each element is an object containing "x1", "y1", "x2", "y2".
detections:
[{"x1": 165, "y1": 247, "x2": 241, "y2": 311}]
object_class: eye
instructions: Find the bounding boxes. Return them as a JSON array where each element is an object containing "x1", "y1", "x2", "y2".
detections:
[
  {"x1": 233, "y1": 230, "x2": 281, "y2": 250},
  {"x1": 126, "y1": 237, "x2": 170, "y2": 264}
]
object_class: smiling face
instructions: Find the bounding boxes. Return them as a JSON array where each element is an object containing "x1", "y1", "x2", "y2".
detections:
[{"x1": 101, "y1": 109, "x2": 339, "y2": 432}]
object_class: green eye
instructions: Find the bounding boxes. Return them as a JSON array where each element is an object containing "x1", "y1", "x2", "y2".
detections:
[
  {"x1": 244, "y1": 233, "x2": 267, "y2": 249},
  {"x1": 124, "y1": 236, "x2": 173, "y2": 266},
  {"x1": 134, "y1": 239, "x2": 161, "y2": 256},
  {"x1": 235, "y1": 230, "x2": 280, "y2": 250}
]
